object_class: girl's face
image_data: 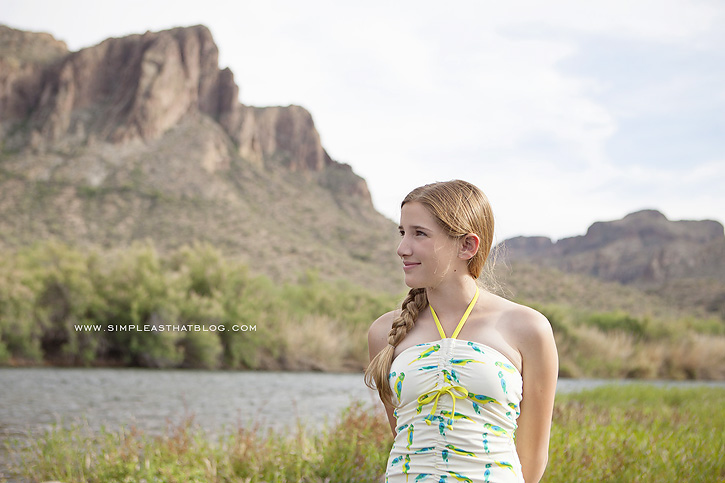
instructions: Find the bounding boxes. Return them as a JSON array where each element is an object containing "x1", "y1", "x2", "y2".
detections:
[{"x1": 397, "y1": 202, "x2": 462, "y2": 289}]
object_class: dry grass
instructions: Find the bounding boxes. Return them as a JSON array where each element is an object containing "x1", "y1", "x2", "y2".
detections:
[
  {"x1": 276, "y1": 315, "x2": 361, "y2": 371},
  {"x1": 554, "y1": 321, "x2": 725, "y2": 380},
  {"x1": 667, "y1": 334, "x2": 725, "y2": 380}
]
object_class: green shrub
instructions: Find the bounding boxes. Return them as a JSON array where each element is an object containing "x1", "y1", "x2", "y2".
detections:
[
  {"x1": 180, "y1": 330, "x2": 223, "y2": 369},
  {"x1": 584, "y1": 312, "x2": 648, "y2": 338}
]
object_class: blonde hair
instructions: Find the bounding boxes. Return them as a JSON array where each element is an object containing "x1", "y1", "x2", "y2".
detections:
[{"x1": 364, "y1": 180, "x2": 495, "y2": 407}]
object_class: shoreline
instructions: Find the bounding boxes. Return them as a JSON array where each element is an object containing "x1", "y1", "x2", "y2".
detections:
[{"x1": 3, "y1": 361, "x2": 725, "y2": 382}]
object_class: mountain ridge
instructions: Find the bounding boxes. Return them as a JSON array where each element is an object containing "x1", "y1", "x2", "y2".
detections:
[
  {"x1": 0, "y1": 24, "x2": 402, "y2": 291},
  {"x1": 502, "y1": 209, "x2": 725, "y2": 317}
]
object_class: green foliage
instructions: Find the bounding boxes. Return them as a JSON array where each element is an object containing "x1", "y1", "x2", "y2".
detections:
[
  {"x1": 180, "y1": 330, "x2": 223, "y2": 369},
  {"x1": 1, "y1": 239, "x2": 723, "y2": 376},
  {"x1": 0, "y1": 258, "x2": 41, "y2": 360},
  {"x1": 92, "y1": 242, "x2": 183, "y2": 367},
  {"x1": 279, "y1": 270, "x2": 397, "y2": 329},
  {"x1": 545, "y1": 385, "x2": 725, "y2": 482},
  {"x1": 682, "y1": 316, "x2": 725, "y2": 336},
  {"x1": 585, "y1": 312, "x2": 649, "y2": 339},
  {"x1": 0, "y1": 240, "x2": 398, "y2": 371}
]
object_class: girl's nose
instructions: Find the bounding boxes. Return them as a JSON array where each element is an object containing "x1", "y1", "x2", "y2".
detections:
[{"x1": 397, "y1": 237, "x2": 411, "y2": 258}]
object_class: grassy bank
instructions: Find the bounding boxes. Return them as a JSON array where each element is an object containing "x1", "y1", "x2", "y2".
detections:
[
  {"x1": 547, "y1": 385, "x2": 724, "y2": 482},
  {"x1": 4, "y1": 385, "x2": 724, "y2": 482},
  {"x1": 1, "y1": 240, "x2": 724, "y2": 377}
]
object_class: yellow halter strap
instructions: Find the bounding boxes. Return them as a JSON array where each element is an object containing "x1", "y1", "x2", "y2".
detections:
[{"x1": 430, "y1": 286, "x2": 479, "y2": 339}]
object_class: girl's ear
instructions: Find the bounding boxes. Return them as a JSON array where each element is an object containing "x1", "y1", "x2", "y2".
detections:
[{"x1": 459, "y1": 233, "x2": 480, "y2": 260}]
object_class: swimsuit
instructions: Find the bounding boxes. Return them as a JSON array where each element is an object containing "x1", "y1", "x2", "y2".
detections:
[{"x1": 386, "y1": 288, "x2": 524, "y2": 482}]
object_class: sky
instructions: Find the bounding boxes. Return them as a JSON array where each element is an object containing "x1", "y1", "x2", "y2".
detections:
[{"x1": 2, "y1": 0, "x2": 724, "y2": 242}]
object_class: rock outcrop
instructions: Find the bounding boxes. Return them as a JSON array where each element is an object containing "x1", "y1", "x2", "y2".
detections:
[
  {"x1": 0, "y1": 26, "x2": 66, "y2": 139},
  {"x1": 0, "y1": 24, "x2": 397, "y2": 291},
  {"x1": 0, "y1": 24, "x2": 368, "y2": 197},
  {"x1": 503, "y1": 209, "x2": 725, "y2": 286}
]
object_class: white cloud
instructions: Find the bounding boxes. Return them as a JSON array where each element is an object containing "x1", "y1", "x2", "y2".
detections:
[{"x1": 2, "y1": 0, "x2": 724, "y2": 240}]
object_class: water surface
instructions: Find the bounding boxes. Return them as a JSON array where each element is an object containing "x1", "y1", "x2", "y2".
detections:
[{"x1": 2, "y1": 367, "x2": 721, "y2": 438}]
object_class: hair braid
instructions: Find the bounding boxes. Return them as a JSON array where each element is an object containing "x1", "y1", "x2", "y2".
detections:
[{"x1": 364, "y1": 287, "x2": 428, "y2": 407}]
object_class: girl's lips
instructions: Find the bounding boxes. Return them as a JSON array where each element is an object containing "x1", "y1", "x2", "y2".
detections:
[{"x1": 402, "y1": 262, "x2": 420, "y2": 271}]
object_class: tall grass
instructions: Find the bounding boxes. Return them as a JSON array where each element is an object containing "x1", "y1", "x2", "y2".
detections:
[
  {"x1": 4, "y1": 385, "x2": 723, "y2": 482},
  {"x1": 3, "y1": 403, "x2": 391, "y2": 483},
  {"x1": 546, "y1": 385, "x2": 725, "y2": 482}
]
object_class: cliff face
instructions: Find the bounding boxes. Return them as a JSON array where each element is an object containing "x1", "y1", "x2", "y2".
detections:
[
  {"x1": 0, "y1": 24, "x2": 397, "y2": 290},
  {"x1": 504, "y1": 209, "x2": 725, "y2": 285},
  {"x1": 504, "y1": 210, "x2": 725, "y2": 320},
  {"x1": 2, "y1": 26, "x2": 223, "y2": 146},
  {"x1": 0, "y1": 25, "x2": 365, "y2": 186},
  {"x1": 503, "y1": 210, "x2": 725, "y2": 317},
  {"x1": 0, "y1": 25, "x2": 69, "y2": 119}
]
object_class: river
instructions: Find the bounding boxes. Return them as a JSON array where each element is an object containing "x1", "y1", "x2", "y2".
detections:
[{"x1": 3, "y1": 367, "x2": 723, "y2": 436}]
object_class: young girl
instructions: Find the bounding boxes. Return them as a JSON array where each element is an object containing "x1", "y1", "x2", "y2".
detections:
[{"x1": 365, "y1": 180, "x2": 558, "y2": 483}]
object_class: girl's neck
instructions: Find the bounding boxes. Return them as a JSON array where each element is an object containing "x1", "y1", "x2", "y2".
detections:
[{"x1": 425, "y1": 276, "x2": 479, "y2": 320}]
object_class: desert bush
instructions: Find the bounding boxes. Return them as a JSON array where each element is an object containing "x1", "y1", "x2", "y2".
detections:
[
  {"x1": 584, "y1": 312, "x2": 649, "y2": 339},
  {"x1": 0, "y1": 241, "x2": 398, "y2": 371}
]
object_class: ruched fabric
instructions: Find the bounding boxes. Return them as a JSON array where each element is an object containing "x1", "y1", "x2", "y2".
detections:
[{"x1": 386, "y1": 338, "x2": 524, "y2": 482}]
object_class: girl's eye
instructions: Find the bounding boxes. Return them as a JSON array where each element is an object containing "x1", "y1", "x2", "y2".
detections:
[
  {"x1": 399, "y1": 230, "x2": 405, "y2": 237},
  {"x1": 416, "y1": 231, "x2": 426, "y2": 237}
]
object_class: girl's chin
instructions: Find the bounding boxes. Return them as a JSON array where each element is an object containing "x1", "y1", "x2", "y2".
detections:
[{"x1": 403, "y1": 276, "x2": 427, "y2": 290}]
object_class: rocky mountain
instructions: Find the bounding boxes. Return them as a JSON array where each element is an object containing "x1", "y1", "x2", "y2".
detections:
[
  {"x1": 0, "y1": 24, "x2": 402, "y2": 291},
  {"x1": 502, "y1": 210, "x2": 725, "y2": 317}
]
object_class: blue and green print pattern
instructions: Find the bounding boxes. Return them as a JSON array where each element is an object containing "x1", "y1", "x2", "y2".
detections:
[{"x1": 385, "y1": 337, "x2": 524, "y2": 482}]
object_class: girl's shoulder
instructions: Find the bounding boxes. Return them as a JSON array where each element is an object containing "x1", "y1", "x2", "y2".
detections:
[
  {"x1": 499, "y1": 295, "x2": 547, "y2": 324},
  {"x1": 368, "y1": 309, "x2": 400, "y2": 336},
  {"x1": 367, "y1": 309, "x2": 401, "y2": 359},
  {"x1": 483, "y1": 292, "x2": 553, "y2": 348},
  {"x1": 490, "y1": 295, "x2": 556, "y2": 363}
]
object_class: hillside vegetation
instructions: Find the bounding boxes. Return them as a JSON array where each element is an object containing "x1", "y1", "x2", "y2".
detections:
[
  {"x1": 0, "y1": 240, "x2": 397, "y2": 371},
  {"x1": 495, "y1": 261, "x2": 722, "y2": 320},
  {"x1": 1, "y1": 241, "x2": 724, "y2": 380}
]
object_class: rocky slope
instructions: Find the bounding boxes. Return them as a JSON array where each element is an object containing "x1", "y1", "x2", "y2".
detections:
[
  {"x1": 502, "y1": 210, "x2": 725, "y2": 317},
  {"x1": 0, "y1": 24, "x2": 402, "y2": 291}
]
